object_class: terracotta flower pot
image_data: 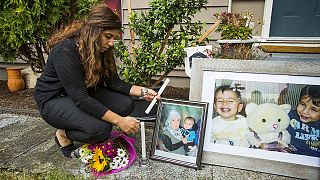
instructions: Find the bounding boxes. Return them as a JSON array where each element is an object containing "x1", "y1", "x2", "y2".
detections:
[{"x1": 6, "y1": 68, "x2": 25, "y2": 92}]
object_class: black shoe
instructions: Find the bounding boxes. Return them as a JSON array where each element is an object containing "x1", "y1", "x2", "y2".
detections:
[{"x1": 54, "y1": 136, "x2": 77, "y2": 158}]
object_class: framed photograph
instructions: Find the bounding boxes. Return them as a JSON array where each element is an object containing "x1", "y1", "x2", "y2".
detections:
[
  {"x1": 184, "y1": 45, "x2": 212, "y2": 77},
  {"x1": 149, "y1": 98, "x2": 208, "y2": 169},
  {"x1": 189, "y1": 59, "x2": 320, "y2": 179}
]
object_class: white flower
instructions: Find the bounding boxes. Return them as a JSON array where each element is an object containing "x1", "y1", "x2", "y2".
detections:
[
  {"x1": 123, "y1": 153, "x2": 128, "y2": 159},
  {"x1": 79, "y1": 153, "x2": 90, "y2": 163},
  {"x1": 122, "y1": 156, "x2": 128, "y2": 162},
  {"x1": 113, "y1": 156, "x2": 122, "y2": 164},
  {"x1": 81, "y1": 157, "x2": 88, "y2": 163},
  {"x1": 79, "y1": 148, "x2": 84, "y2": 155},
  {"x1": 79, "y1": 147, "x2": 93, "y2": 164},
  {"x1": 117, "y1": 148, "x2": 126, "y2": 157},
  {"x1": 119, "y1": 158, "x2": 129, "y2": 168},
  {"x1": 110, "y1": 162, "x2": 119, "y2": 170},
  {"x1": 81, "y1": 154, "x2": 93, "y2": 163}
]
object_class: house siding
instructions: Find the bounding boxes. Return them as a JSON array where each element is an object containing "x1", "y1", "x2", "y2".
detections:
[{"x1": 232, "y1": 0, "x2": 264, "y2": 36}]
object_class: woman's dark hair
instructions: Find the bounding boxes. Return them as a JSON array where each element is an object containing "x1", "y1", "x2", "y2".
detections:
[
  {"x1": 214, "y1": 85, "x2": 241, "y2": 103},
  {"x1": 299, "y1": 85, "x2": 320, "y2": 106},
  {"x1": 47, "y1": 3, "x2": 122, "y2": 87}
]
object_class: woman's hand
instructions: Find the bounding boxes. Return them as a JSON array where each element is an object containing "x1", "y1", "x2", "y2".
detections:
[
  {"x1": 143, "y1": 88, "x2": 160, "y2": 101},
  {"x1": 117, "y1": 116, "x2": 140, "y2": 134},
  {"x1": 129, "y1": 85, "x2": 161, "y2": 101}
]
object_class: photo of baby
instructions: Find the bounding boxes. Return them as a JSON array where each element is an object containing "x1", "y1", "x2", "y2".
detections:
[
  {"x1": 181, "y1": 116, "x2": 199, "y2": 156},
  {"x1": 151, "y1": 98, "x2": 208, "y2": 169},
  {"x1": 159, "y1": 111, "x2": 200, "y2": 157}
]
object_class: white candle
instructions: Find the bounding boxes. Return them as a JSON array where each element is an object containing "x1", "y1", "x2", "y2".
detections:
[
  {"x1": 145, "y1": 78, "x2": 170, "y2": 114},
  {"x1": 141, "y1": 121, "x2": 146, "y2": 160}
]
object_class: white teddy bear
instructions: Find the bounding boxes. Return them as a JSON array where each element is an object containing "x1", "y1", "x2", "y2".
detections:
[{"x1": 246, "y1": 103, "x2": 292, "y2": 151}]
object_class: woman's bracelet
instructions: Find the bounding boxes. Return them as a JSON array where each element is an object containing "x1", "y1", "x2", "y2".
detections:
[{"x1": 140, "y1": 87, "x2": 148, "y2": 97}]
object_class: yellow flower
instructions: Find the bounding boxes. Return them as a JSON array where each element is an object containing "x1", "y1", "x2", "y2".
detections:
[
  {"x1": 92, "y1": 159, "x2": 107, "y2": 172},
  {"x1": 97, "y1": 148, "x2": 104, "y2": 158},
  {"x1": 91, "y1": 148, "x2": 108, "y2": 172},
  {"x1": 92, "y1": 149, "x2": 101, "y2": 162}
]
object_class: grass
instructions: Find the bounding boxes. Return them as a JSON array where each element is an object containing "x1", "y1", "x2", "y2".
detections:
[{"x1": 0, "y1": 168, "x2": 93, "y2": 180}]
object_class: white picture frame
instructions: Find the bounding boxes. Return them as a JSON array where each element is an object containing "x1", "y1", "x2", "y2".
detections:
[
  {"x1": 189, "y1": 58, "x2": 320, "y2": 179},
  {"x1": 184, "y1": 45, "x2": 212, "y2": 77}
]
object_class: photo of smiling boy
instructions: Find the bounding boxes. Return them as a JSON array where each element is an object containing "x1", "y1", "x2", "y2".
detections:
[
  {"x1": 210, "y1": 85, "x2": 249, "y2": 147},
  {"x1": 287, "y1": 85, "x2": 320, "y2": 157}
]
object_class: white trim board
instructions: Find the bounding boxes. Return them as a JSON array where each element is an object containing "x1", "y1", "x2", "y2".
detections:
[{"x1": 261, "y1": 0, "x2": 320, "y2": 40}]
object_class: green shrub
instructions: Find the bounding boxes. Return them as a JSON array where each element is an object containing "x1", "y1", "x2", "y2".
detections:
[
  {"x1": 0, "y1": 0, "x2": 98, "y2": 72},
  {"x1": 114, "y1": 0, "x2": 208, "y2": 86}
]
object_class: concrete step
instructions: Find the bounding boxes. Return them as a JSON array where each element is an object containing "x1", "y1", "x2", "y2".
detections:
[{"x1": 265, "y1": 53, "x2": 320, "y2": 62}]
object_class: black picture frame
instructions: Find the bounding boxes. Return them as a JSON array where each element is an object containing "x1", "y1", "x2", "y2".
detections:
[{"x1": 149, "y1": 98, "x2": 208, "y2": 169}]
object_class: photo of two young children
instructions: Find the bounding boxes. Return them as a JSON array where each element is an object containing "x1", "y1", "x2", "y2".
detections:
[{"x1": 201, "y1": 71, "x2": 319, "y2": 167}]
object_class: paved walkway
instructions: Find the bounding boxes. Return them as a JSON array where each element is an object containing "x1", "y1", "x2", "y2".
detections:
[{"x1": 0, "y1": 113, "x2": 314, "y2": 179}]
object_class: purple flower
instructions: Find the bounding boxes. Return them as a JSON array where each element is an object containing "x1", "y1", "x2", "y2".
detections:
[{"x1": 79, "y1": 131, "x2": 137, "y2": 178}]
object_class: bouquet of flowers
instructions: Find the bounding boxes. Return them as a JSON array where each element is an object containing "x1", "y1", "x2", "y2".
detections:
[{"x1": 79, "y1": 131, "x2": 136, "y2": 177}]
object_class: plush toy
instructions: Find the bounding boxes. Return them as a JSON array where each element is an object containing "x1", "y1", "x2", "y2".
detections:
[{"x1": 245, "y1": 103, "x2": 292, "y2": 152}]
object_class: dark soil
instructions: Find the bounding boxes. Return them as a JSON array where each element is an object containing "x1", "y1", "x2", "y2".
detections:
[
  {"x1": 0, "y1": 80, "x2": 189, "y2": 111},
  {"x1": 0, "y1": 81, "x2": 38, "y2": 110}
]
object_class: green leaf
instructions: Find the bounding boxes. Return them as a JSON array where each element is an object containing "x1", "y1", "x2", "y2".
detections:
[{"x1": 0, "y1": 0, "x2": 98, "y2": 72}]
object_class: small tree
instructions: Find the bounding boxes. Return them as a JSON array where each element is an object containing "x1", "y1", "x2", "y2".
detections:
[
  {"x1": 0, "y1": 0, "x2": 98, "y2": 72},
  {"x1": 114, "y1": 0, "x2": 208, "y2": 87}
]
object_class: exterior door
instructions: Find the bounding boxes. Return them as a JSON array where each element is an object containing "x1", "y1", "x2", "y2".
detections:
[{"x1": 270, "y1": 0, "x2": 320, "y2": 37}]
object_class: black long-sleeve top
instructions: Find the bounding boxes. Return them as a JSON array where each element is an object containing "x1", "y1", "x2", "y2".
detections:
[
  {"x1": 161, "y1": 133, "x2": 184, "y2": 151},
  {"x1": 34, "y1": 39, "x2": 132, "y2": 118}
]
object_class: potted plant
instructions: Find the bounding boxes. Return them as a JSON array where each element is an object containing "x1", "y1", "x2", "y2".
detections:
[
  {"x1": 114, "y1": 0, "x2": 208, "y2": 88},
  {"x1": 213, "y1": 11, "x2": 263, "y2": 59}
]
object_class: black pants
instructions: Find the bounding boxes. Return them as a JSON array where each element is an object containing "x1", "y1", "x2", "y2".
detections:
[{"x1": 40, "y1": 87, "x2": 134, "y2": 144}]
